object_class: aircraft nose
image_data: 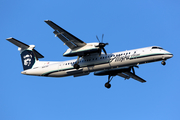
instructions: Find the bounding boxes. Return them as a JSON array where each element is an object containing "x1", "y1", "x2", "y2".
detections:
[
  {"x1": 170, "y1": 54, "x2": 173, "y2": 58},
  {"x1": 166, "y1": 53, "x2": 173, "y2": 59}
]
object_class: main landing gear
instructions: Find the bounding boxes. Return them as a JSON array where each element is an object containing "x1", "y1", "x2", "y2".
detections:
[
  {"x1": 105, "y1": 75, "x2": 114, "y2": 89},
  {"x1": 73, "y1": 63, "x2": 80, "y2": 69},
  {"x1": 73, "y1": 56, "x2": 83, "y2": 69},
  {"x1": 161, "y1": 60, "x2": 166, "y2": 66}
]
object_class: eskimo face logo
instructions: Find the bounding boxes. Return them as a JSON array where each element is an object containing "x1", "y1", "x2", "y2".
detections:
[
  {"x1": 21, "y1": 50, "x2": 35, "y2": 70},
  {"x1": 23, "y1": 54, "x2": 32, "y2": 66}
]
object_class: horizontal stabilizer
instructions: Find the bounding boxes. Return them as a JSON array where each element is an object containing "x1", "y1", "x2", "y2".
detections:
[
  {"x1": 6, "y1": 37, "x2": 44, "y2": 59},
  {"x1": 6, "y1": 37, "x2": 29, "y2": 49}
]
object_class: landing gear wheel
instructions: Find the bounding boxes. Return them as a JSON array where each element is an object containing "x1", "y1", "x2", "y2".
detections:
[
  {"x1": 74, "y1": 63, "x2": 80, "y2": 69},
  {"x1": 105, "y1": 82, "x2": 111, "y2": 89},
  {"x1": 161, "y1": 61, "x2": 166, "y2": 66}
]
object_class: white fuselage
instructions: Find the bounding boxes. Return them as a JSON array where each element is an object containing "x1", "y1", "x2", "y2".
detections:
[{"x1": 21, "y1": 46, "x2": 173, "y2": 77}]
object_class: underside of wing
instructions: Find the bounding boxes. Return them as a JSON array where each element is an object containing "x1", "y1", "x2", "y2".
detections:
[
  {"x1": 45, "y1": 20, "x2": 86, "y2": 49},
  {"x1": 94, "y1": 67, "x2": 146, "y2": 83},
  {"x1": 118, "y1": 72, "x2": 146, "y2": 83}
]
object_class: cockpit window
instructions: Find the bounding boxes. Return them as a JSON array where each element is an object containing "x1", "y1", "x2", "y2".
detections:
[{"x1": 152, "y1": 47, "x2": 164, "y2": 50}]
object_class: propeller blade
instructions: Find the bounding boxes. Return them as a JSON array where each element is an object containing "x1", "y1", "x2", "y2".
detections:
[
  {"x1": 102, "y1": 34, "x2": 104, "y2": 42},
  {"x1": 99, "y1": 49, "x2": 102, "y2": 56},
  {"x1": 96, "y1": 35, "x2": 100, "y2": 43},
  {"x1": 102, "y1": 47, "x2": 107, "y2": 55}
]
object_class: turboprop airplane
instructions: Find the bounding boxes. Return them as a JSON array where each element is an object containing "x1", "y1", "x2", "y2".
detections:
[{"x1": 6, "y1": 20, "x2": 173, "y2": 89}]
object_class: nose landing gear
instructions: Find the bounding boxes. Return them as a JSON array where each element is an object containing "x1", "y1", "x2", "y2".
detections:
[{"x1": 161, "y1": 60, "x2": 166, "y2": 66}]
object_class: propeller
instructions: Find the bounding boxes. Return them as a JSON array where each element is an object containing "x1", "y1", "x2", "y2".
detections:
[{"x1": 96, "y1": 34, "x2": 109, "y2": 56}]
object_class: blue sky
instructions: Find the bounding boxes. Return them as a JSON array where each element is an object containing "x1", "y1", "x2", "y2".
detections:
[{"x1": 1, "y1": 0, "x2": 179, "y2": 120}]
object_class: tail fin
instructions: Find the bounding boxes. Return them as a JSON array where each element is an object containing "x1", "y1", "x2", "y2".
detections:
[
  {"x1": 6, "y1": 37, "x2": 44, "y2": 70},
  {"x1": 20, "y1": 49, "x2": 36, "y2": 70}
]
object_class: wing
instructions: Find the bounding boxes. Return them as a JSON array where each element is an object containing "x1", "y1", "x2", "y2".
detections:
[
  {"x1": 118, "y1": 72, "x2": 146, "y2": 83},
  {"x1": 45, "y1": 20, "x2": 86, "y2": 49}
]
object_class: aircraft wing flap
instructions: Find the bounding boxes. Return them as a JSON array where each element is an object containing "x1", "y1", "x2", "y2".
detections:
[
  {"x1": 124, "y1": 72, "x2": 146, "y2": 83},
  {"x1": 53, "y1": 31, "x2": 76, "y2": 49},
  {"x1": 45, "y1": 20, "x2": 86, "y2": 49}
]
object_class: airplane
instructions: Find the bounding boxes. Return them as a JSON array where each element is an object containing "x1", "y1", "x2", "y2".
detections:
[{"x1": 6, "y1": 20, "x2": 173, "y2": 89}]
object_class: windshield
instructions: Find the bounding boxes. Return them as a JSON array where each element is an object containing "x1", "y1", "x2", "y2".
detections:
[{"x1": 151, "y1": 46, "x2": 164, "y2": 50}]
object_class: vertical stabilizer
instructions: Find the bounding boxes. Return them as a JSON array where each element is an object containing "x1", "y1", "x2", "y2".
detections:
[
  {"x1": 20, "y1": 49, "x2": 36, "y2": 70},
  {"x1": 6, "y1": 37, "x2": 44, "y2": 70}
]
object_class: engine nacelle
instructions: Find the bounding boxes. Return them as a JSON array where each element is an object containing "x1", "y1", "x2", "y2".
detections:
[{"x1": 63, "y1": 43, "x2": 99, "y2": 57}]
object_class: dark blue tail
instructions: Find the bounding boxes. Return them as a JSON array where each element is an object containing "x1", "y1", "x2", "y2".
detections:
[{"x1": 20, "y1": 50, "x2": 36, "y2": 70}]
